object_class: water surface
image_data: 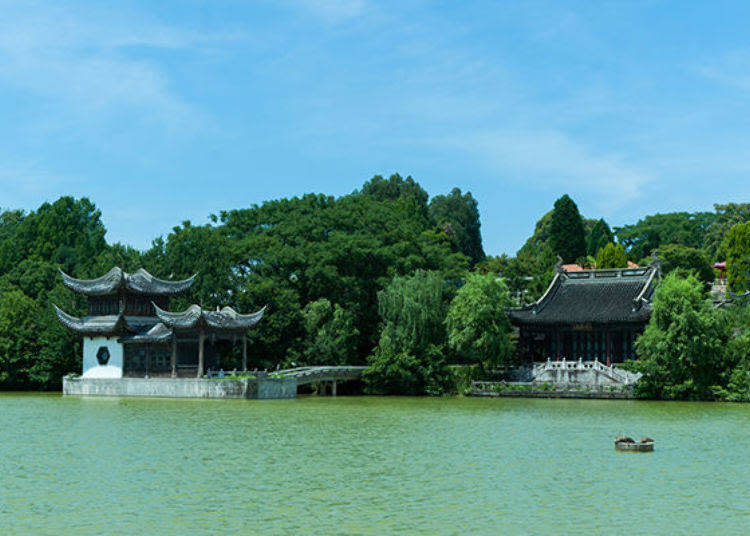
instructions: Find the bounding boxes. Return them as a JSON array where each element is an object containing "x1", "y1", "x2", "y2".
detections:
[{"x1": 1, "y1": 394, "x2": 748, "y2": 535}]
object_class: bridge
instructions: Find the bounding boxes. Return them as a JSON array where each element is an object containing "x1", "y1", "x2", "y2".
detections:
[{"x1": 275, "y1": 366, "x2": 367, "y2": 395}]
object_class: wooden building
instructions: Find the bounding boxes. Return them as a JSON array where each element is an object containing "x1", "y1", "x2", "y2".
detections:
[
  {"x1": 509, "y1": 259, "x2": 659, "y2": 365},
  {"x1": 55, "y1": 267, "x2": 264, "y2": 378}
]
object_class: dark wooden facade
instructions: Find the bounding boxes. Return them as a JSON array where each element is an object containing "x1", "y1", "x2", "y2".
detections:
[{"x1": 509, "y1": 262, "x2": 659, "y2": 365}]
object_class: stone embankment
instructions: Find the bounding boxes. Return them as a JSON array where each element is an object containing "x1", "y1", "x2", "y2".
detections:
[{"x1": 468, "y1": 359, "x2": 641, "y2": 399}]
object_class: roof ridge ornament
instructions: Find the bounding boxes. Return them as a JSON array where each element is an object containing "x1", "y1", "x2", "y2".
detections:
[
  {"x1": 650, "y1": 249, "x2": 662, "y2": 278},
  {"x1": 554, "y1": 255, "x2": 564, "y2": 274}
]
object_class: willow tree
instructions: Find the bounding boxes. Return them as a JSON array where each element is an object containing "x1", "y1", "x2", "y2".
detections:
[{"x1": 363, "y1": 270, "x2": 451, "y2": 394}]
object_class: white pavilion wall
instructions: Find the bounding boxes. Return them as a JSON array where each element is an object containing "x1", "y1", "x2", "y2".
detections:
[{"x1": 82, "y1": 337, "x2": 123, "y2": 378}]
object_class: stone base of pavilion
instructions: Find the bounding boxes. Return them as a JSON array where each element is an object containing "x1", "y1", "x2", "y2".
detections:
[
  {"x1": 63, "y1": 376, "x2": 298, "y2": 399},
  {"x1": 62, "y1": 366, "x2": 366, "y2": 399}
]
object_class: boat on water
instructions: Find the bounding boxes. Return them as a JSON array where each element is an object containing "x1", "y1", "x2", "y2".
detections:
[{"x1": 614, "y1": 436, "x2": 654, "y2": 452}]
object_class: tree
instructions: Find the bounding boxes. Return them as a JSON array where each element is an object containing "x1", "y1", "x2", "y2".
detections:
[
  {"x1": 0, "y1": 290, "x2": 41, "y2": 388},
  {"x1": 445, "y1": 273, "x2": 513, "y2": 366},
  {"x1": 300, "y1": 299, "x2": 359, "y2": 366},
  {"x1": 724, "y1": 222, "x2": 750, "y2": 293},
  {"x1": 658, "y1": 244, "x2": 714, "y2": 284},
  {"x1": 632, "y1": 273, "x2": 732, "y2": 400},
  {"x1": 549, "y1": 195, "x2": 587, "y2": 263},
  {"x1": 364, "y1": 270, "x2": 452, "y2": 394},
  {"x1": 428, "y1": 188, "x2": 485, "y2": 266},
  {"x1": 704, "y1": 203, "x2": 750, "y2": 260},
  {"x1": 615, "y1": 212, "x2": 715, "y2": 260},
  {"x1": 595, "y1": 242, "x2": 628, "y2": 269},
  {"x1": 586, "y1": 219, "x2": 613, "y2": 257}
]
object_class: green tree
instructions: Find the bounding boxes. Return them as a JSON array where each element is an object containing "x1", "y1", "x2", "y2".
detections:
[
  {"x1": 615, "y1": 212, "x2": 715, "y2": 260},
  {"x1": 595, "y1": 242, "x2": 628, "y2": 269},
  {"x1": 549, "y1": 195, "x2": 587, "y2": 263},
  {"x1": 0, "y1": 290, "x2": 41, "y2": 388},
  {"x1": 723, "y1": 222, "x2": 750, "y2": 292},
  {"x1": 445, "y1": 273, "x2": 513, "y2": 366},
  {"x1": 704, "y1": 203, "x2": 750, "y2": 260},
  {"x1": 659, "y1": 244, "x2": 714, "y2": 284},
  {"x1": 428, "y1": 188, "x2": 485, "y2": 266},
  {"x1": 364, "y1": 270, "x2": 452, "y2": 394},
  {"x1": 586, "y1": 219, "x2": 614, "y2": 257},
  {"x1": 300, "y1": 299, "x2": 359, "y2": 366},
  {"x1": 632, "y1": 273, "x2": 732, "y2": 400}
]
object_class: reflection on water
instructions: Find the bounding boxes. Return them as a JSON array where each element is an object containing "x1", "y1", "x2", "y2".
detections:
[{"x1": 1, "y1": 394, "x2": 749, "y2": 535}]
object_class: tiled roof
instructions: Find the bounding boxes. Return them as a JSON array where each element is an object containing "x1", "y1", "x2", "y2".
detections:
[
  {"x1": 60, "y1": 267, "x2": 195, "y2": 296},
  {"x1": 53, "y1": 306, "x2": 160, "y2": 335},
  {"x1": 153, "y1": 303, "x2": 266, "y2": 332},
  {"x1": 509, "y1": 265, "x2": 658, "y2": 326}
]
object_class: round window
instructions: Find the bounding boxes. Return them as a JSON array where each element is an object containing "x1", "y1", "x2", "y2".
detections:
[{"x1": 96, "y1": 346, "x2": 111, "y2": 365}]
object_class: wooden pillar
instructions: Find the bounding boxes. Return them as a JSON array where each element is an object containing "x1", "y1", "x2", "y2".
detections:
[
  {"x1": 242, "y1": 335, "x2": 248, "y2": 372},
  {"x1": 332, "y1": 379, "x2": 337, "y2": 397},
  {"x1": 606, "y1": 331, "x2": 611, "y2": 367},
  {"x1": 519, "y1": 330, "x2": 525, "y2": 363},
  {"x1": 556, "y1": 331, "x2": 561, "y2": 361},
  {"x1": 197, "y1": 329, "x2": 205, "y2": 378},
  {"x1": 171, "y1": 334, "x2": 177, "y2": 378}
]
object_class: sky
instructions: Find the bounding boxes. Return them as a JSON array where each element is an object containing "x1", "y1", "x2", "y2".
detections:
[{"x1": 2, "y1": 0, "x2": 750, "y2": 256}]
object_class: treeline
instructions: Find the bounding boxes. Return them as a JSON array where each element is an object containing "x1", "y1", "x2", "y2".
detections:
[
  {"x1": 480, "y1": 194, "x2": 750, "y2": 301},
  {"x1": 0, "y1": 175, "x2": 749, "y2": 397}
]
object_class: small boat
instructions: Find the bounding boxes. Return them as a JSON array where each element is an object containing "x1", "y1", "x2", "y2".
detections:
[{"x1": 614, "y1": 436, "x2": 654, "y2": 452}]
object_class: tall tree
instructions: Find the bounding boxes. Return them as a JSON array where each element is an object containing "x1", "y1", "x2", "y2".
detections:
[
  {"x1": 549, "y1": 194, "x2": 587, "y2": 263},
  {"x1": 724, "y1": 222, "x2": 750, "y2": 292},
  {"x1": 586, "y1": 219, "x2": 614, "y2": 256},
  {"x1": 428, "y1": 188, "x2": 485, "y2": 266}
]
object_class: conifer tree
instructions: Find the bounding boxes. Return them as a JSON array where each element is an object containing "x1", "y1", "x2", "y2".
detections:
[
  {"x1": 595, "y1": 242, "x2": 628, "y2": 269},
  {"x1": 586, "y1": 218, "x2": 614, "y2": 256},
  {"x1": 549, "y1": 195, "x2": 587, "y2": 263}
]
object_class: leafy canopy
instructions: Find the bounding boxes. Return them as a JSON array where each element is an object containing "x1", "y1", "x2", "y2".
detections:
[{"x1": 446, "y1": 273, "x2": 513, "y2": 366}]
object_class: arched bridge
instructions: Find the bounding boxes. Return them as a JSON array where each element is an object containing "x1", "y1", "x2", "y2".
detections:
[{"x1": 276, "y1": 366, "x2": 367, "y2": 395}]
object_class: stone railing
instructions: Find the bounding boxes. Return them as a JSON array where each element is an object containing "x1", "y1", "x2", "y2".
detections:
[{"x1": 532, "y1": 358, "x2": 642, "y2": 386}]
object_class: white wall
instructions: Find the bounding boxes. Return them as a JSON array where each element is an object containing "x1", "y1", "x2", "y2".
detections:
[{"x1": 82, "y1": 337, "x2": 123, "y2": 378}]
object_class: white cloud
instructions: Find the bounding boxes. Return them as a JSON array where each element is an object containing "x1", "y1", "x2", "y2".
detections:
[
  {"x1": 0, "y1": 2, "x2": 235, "y2": 132},
  {"x1": 447, "y1": 130, "x2": 653, "y2": 210}
]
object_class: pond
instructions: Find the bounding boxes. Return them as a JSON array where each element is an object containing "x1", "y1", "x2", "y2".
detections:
[{"x1": 1, "y1": 394, "x2": 748, "y2": 535}]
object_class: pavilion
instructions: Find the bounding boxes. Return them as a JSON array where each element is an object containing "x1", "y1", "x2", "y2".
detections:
[
  {"x1": 509, "y1": 256, "x2": 660, "y2": 365},
  {"x1": 54, "y1": 267, "x2": 265, "y2": 378}
]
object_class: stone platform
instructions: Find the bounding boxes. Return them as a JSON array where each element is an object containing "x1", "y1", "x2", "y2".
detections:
[{"x1": 63, "y1": 376, "x2": 298, "y2": 399}]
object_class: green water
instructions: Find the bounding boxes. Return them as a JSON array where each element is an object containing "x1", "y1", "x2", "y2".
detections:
[{"x1": 1, "y1": 395, "x2": 749, "y2": 535}]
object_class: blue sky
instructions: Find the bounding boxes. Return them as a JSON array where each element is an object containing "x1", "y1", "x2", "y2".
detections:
[{"x1": 2, "y1": 1, "x2": 750, "y2": 256}]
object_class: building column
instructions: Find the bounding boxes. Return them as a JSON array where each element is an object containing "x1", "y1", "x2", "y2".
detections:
[
  {"x1": 242, "y1": 335, "x2": 248, "y2": 372},
  {"x1": 556, "y1": 331, "x2": 561, "y2": 361},
  {"x1": 332, "y1": 379, "x2": 337, "y2": 397},
  {"x1": 171, "y1": 335, "x2": 177, "y2": 378},
  {"x1": 197, "y1": 329, "x2": 205, "y2": 378},
  {"x1": 606, "y1": 331, "x2": 611, "y2": 367}
]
